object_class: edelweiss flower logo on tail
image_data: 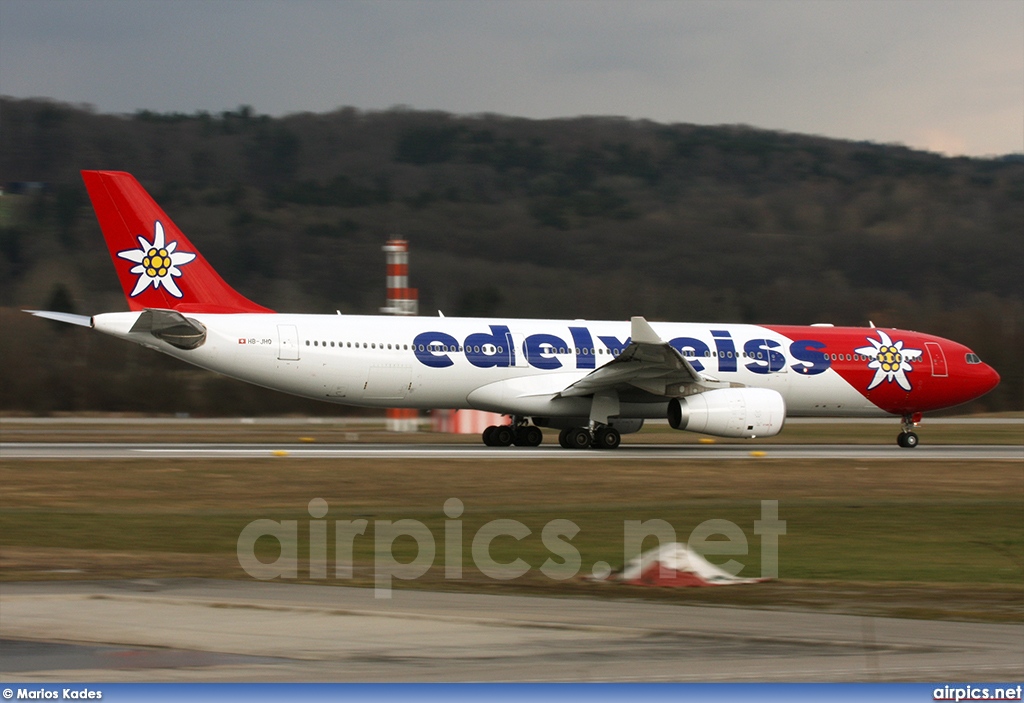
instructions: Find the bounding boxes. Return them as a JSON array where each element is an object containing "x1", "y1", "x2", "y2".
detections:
[
  {"x1": 855, "y1": 330, "x2": 922, "y2": 391},
  {"x1": 117, "y1": 221, "x2": 196, "y2": 298}
]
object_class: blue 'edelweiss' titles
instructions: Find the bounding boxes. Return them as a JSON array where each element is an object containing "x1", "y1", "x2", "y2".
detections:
[
  {"x1": 856, "y1": 330, "x2": 922, "y2": 391},
  {"x1": 412, "y1": 326, "x2": 834, "y2": 376},
  {"x1": 116, "y1": 221, "x2": 196, "y2": 298}
]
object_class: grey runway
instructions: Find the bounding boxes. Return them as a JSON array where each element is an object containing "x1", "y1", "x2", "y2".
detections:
[
  {"x1": 1, "y1": 441, "x2": 1021, "y2": 460},
  {"x1": 1, "y1": 579, "x2": 1021, "y2": 682}
]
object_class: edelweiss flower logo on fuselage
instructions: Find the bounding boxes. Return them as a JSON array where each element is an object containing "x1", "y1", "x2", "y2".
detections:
[
  {"x1": 855, "y1": 330, "x2": 923, "y2": 391},
  {"x1": 117, "y1": 221, "x2": 196, "y2": 298}
]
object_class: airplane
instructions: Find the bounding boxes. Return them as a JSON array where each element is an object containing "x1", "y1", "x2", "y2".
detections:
[{"x1": 27, "y1": 171, "x2": 1000, "y2": 450}]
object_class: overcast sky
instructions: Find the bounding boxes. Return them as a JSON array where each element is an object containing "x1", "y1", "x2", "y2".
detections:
[{"x1": 1, "y1": 0, "x2": 1021, "y2": 157}]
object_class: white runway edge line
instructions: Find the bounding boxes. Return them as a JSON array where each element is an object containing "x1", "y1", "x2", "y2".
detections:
[
  {"x1": 1, "y1": 416, "x2": 1021, "y2": 425},
  {"x1": 0, "y1": 442, "x2": 1021, "y2": 460}
]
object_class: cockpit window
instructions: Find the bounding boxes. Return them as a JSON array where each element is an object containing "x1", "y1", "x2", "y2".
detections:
[{"x1": 965, "y1": 353, "x2": 981, "y2": 364}]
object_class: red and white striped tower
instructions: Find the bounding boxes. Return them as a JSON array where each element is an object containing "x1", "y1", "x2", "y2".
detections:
[
  {"x1": 380, "y1": 238, "x2": 418, "y2": 316},
  {"x1": 382, "y1": 237, "x2": 419, "y2": 431}
]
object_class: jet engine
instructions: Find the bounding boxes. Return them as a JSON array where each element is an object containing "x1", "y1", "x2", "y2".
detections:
[{"x1": 668, "y1": 388, "x2": 785, "y2": 438}]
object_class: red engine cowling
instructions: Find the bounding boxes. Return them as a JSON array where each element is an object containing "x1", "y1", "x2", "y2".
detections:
[{"x1": 668, "y1": 388, "x2": 786, "y2": 438}]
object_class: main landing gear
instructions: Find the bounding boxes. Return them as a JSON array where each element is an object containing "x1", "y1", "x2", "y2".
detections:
[
  {"x1": 480, "y1": 419, "x2": 622, "y2": 449},
  {"x1": 897, "y1": 413, "x2": 921, "y2": 448},
  {"x1": 558, "y1": 425, "x2": 620, "y2": 450},
  {"x1": 482, "y1": 421, "x2": 543, "y2": 447}
]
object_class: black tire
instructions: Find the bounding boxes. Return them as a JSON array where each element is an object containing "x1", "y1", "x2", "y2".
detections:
[
  {"x1": 516, "y1": 425, "x2": 543, "y2": 447},
  {"x1": 593, "y1": 426, "x2": 621, "y2": 449},
  {"x1": 566, "y1": 427, "x2": 592, "y2": 449},
  {"x1": 492, "y1": 425, "x2": 514, "y2": 447},
  {"x1": 903, "y1": 431, "x2": 919, "y2": 448},
  {"x1": 558, "y1": 428, "x2": 572, "y2": 449},
  {"x1": 482, "y1": 425, "x2": 497, "y2": 446}
]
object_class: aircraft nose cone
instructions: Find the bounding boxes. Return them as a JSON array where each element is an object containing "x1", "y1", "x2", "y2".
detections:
[
  {"x1": 980, "y1": 363, "x2": 1001, "y2": 395},
  {"x1": 962, "y1": 362, "x2": 1001, "y2": 405},
  {"x1": 945, "y1": 359, "x2": 1001, "y2": 409}
]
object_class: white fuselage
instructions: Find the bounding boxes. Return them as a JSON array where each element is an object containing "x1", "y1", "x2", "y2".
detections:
[{"x1": 92, "y1": 312, "x2": 886, "y2": 419}]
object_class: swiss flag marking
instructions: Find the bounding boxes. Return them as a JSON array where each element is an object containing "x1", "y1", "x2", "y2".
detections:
[{"x1": 238, "y1": 338, "x2": 247, "y2": 344}]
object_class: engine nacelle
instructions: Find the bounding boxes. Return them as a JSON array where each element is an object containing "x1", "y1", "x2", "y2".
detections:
[{"x1": 668, "y1": 388, "x2": 785, "y2": 439}]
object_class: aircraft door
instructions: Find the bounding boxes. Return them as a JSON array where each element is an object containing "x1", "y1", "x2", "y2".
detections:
[
  {"x1": 278, "y1": 325, "x2": 300, "y2": 360},
  {"x1": 924, "y1": 342, "x2": 947, "y2": 377}
]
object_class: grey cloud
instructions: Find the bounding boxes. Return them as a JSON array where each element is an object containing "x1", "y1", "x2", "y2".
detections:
[{"x1": 1, "y1": 0, "x2": 1020, "y2": 155}]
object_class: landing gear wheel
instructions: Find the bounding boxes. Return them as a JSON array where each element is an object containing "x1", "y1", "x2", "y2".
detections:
[
  {"x1": 564, "y1": 427, "x2": 592, "y2": 449},
  {"x1": 593, "y1": 426, "x2": 621, "y2": 450},
  {"x1": 897, "y1": 431, "x2": 919, "y2": 448},
  {"x1": 491, "y1": 425, "x2": 514, "y2": 447},
  {"x1": 482, "y1": 425, "x2": 497, "y2": 446},
  {"x1": 514, "y1": 425, "x2": 543, "y2": 447},
  {"x1": 558, "y1": 428, "x2": 572, "y2": 449}
]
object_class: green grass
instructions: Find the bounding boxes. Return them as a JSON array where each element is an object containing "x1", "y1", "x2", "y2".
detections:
[
  {"x1": 1, "y1": 449, "x2": 1021, "y2": 621},
  {"x1": 3, "y1": 499, "x2": 1020, "y2": 584}
]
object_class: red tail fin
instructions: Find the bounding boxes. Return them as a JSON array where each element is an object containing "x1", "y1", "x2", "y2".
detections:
[{"x1": 82, "y1": 170, "x2": 273, "y2": 314}]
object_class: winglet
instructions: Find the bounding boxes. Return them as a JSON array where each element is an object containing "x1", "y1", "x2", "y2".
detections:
[{"x1": 630, "y1": 316, "x2": 663, "y2": 344}]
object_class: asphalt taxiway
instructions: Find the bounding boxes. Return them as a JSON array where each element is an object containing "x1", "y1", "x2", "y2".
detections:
[
  {"x1": 1, "y1": 441, "x2": 1020, "y2": 460},
  {"x1": 2, "y1": 579, "x2": 1022, "y2": 682}
]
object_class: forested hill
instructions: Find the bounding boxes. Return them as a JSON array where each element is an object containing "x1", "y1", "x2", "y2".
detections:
[{"x1": 1, "y1": 97, "x2": 1021, "y2": 412}]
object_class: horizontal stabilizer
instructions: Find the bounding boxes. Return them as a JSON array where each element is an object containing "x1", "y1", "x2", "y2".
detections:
[{"x1": 24, "y1": 310, "x2": 92, "y2": 327}]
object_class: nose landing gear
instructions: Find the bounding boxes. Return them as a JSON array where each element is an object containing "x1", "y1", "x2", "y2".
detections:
[{"x1": 897, "y1": 413, "x2": 921, "y2": 448}]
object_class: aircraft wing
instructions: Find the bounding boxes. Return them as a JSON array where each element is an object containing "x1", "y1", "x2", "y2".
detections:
[{"x1": 557, "y1": 316, "x2": 715, "y2": 399}]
